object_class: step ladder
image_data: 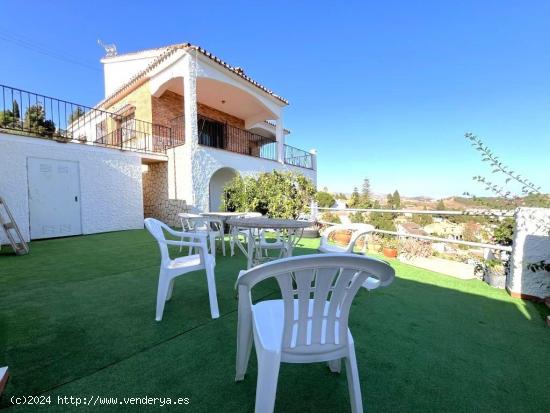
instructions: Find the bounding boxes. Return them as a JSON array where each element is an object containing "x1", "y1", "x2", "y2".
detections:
[{"x1": 0, "y1": 196, "x2": 29, "y2": 255}]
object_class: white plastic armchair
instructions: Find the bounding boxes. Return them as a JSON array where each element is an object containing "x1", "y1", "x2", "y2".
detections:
[
  {"x1": 179, "y1": 213, "x2": 225, "y2": 256},
  {"x1": 319, "y1": 223, "x2": 374, "y2": 254},
  {"x1": 144, "y1": 218, "x2": 219, "y2": 321},
  {"x1": 235, "y1": 253, "x2": 395, "y2": 413}
]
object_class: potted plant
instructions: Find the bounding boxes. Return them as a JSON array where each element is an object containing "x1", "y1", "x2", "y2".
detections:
[
  {"x1": 381, "y1": 237, "x2": 399, "y2": 258},
  {"x1": 474, "y1": 259, "x2": 506, "y2": 289}
]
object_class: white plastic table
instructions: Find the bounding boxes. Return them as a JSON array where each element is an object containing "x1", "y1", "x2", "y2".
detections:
[{"x1": 226, "y1": 217, "x2": 312, "y2": 269}]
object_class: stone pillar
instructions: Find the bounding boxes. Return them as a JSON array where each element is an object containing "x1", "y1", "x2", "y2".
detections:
[
  {"x1": 507, "y1": 207, "x2": 550, "y2": 299},
  {"x1": 276, "y1": 118, "x2": 284, "y2": 164}
]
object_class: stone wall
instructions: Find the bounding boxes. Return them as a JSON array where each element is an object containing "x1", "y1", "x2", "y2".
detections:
[
  {"x1": 507, "y1": 207, "x2": 550, "y2": 299},
  {"x1": 142, "y1": 162, "x2": 188, "y2": 227}
]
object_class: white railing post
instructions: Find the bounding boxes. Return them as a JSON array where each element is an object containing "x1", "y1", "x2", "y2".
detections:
[
  {"x1": 276, "y1": 118, "x2": 284, "y2": 164},
  {"x1": 309, "y1": 148, "x2": 317, "y2": 170},
  {"x1": 310, "y1": 200, "x2": 319, "y2": 221}
]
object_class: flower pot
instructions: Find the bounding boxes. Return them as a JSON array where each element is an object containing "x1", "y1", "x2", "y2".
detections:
[
  {"x1": 483, "y1": 268, "x2": 506, "y2": 289},
  {"x1": 331, "y1": 230, "x2": 352, "y2": 246},
  {"x1": 382, "y1": 247, "x2": 398, "y2": 258}
]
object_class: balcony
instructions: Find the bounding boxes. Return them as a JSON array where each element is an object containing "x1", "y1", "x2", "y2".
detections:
[
  {"x1": 0, "y1": 84, "x2": 314, "y2": 168},
  {"x1": 0, "y1": 84, "x2": 182, "y2": 156},
  {"x1": 169, "y1": 114, "x2": 313, "y2": 168}
]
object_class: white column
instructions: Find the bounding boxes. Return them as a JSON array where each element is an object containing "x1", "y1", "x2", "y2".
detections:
[
  {"x1": 179, "y1": 54, "x2": 199, "y2": 208},
  {"x1": 309, "y1": 149, "x2": 317, "y2": 171},
  {"x1": 276, "y1": 118, "x2": 284, "y2": 164},
  {"x1": 182, "y1": 56, "x2": 198, "y2": 147}
]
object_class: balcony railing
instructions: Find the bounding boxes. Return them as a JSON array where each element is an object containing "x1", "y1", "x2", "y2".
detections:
[
  {"x1": 0, "y1": 84, "x2": 180, "y2": 154},
  {"x1": 0, "y1": 84, "x2": 313, "y2": 166},
  {"x1": 196, "y1": 114, "x2": 278, "y2": 161},
  {"x1": 284, "y1": 144, "x2": 313, "y2": 169}
]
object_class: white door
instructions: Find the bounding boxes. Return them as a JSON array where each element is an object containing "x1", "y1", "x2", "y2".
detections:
[{"x1": 27, "y1": 157, "x2": 82, "y2": 239}]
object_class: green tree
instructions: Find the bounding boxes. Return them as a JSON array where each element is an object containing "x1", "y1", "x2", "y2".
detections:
[
  {"x1": 412, "y1": 210, "x2": 433, "y2": 227},
  {"x1": 493, "y1": 217, "x2": 514, "y2": 246},
  {"x1": 349, "y1": 211, "x2": 365, "y2": 223},
  {"x1": 68, "y1": 107, "x2": 86, "y2": 124},
  {"x1": 24, "y1": 104, "x2": 56, "y2": 137},
  {"x1": 436, "y1": 199, "x2": 446, "y2": 210},
  {"x1": 386, "y1": 193, "x2": 393, "y2": 208},
  {"x1": 316, "y1": 191, "x2": 335, "y2": 208},
  {"x1": 12, "y1": 100, "x2": 20, "y2": 121},
  {"x1": 222, "y1": 171, "x2": 315, "y2": 219},
  {"x1": 360, "y1": 178, "x2": 372, "y2": 207},
  {"x1": 392, "y1": 190, "x2": 401, "y2": 209},
  {"x1": 349, "y1": 187, "x2": 360, "y2": 208},
  {"x1": 320, "y1": 212, "x2": 341, "y2": 224}
]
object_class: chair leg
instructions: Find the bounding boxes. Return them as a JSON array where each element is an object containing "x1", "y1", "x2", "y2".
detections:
[
  {"x1": 235, "y1": 314, "x2": 253, "y2": 381},
  {"x1": 209, "y1": 233, "x2": 216, "y2": 256},
  {"x1": 155, "y1": 274, "x2": 170, "y2": 321},
  {"x1": 205, "y1": 262, "x2": 219, "y2": 319},
  {"x1": 221, "y1": 234, "x2": 226, "y2": 256},
  {"x1": 255, "y1": 350, "x2": 281, "y2": 413},
  {"x1": 328, "y1": 359, "x2": 341, "y2": 373},
  {"x1": 166, "y1": 279, "x2": 175, "y2": 301},
  {"x1": 345, "y1": 343, "x2": 363, "y2": 413}
]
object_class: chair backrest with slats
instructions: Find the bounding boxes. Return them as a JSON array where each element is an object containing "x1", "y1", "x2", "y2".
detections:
[
  {"x1": 237, "y1": 254, "x2": 395, "y2": 354},
  {"x1": 144, "y1": 218, "x2": 172, "y2": 265}
]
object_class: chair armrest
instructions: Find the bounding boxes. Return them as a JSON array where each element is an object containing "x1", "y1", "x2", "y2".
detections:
[
  {"x1": 348, "y1": 229, "x2": 373, "y2": 251},
  {"x1": 162, "y1": 239, "x2": 206, "y2": 248},
  {"x1": 164, "y1": 226, "x2": 208, "y2": 240}
]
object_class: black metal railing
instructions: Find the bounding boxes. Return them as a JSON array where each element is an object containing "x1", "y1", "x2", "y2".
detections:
[
  {"x1": 0, "y1": 84, "x2": 181, "y2": 154},
  {"x1": 284, "y1": 144, "x2": 313, "y2": 169},
  {"x1": 169, "y1": 114, "x2": 185, "y2": 145},
  {"x1": 196, "y1": 114, "x2": 278, "y2": 161}
]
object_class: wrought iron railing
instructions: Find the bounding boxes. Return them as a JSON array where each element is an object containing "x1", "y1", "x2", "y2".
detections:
[
  {"x1": 0, "y1": 84, "x2": 179, "y2": 154},
  {"x1": 284, "y1": 144, "x2": 313, "y2": 169},
  {"x1": 196, "y1": 114, "x2": 278, "y2": 161}
]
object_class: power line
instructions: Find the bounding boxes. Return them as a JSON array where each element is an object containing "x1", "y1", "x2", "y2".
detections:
[{"x1": 0, "y1": 27, "x2": 100, "y2": 72}]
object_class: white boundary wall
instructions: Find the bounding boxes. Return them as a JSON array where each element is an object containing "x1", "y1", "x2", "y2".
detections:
[
  {"x1": 507, "y1": 207, "x2": 550, "y2": 299},
  {"x1": 0, "y1": 133, "x2": 144, "y2": 244}
]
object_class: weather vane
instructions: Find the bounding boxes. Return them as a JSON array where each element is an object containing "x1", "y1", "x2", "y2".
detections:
[{"x1": 97, "y1": 39, "x2": 117, "y2": 57}]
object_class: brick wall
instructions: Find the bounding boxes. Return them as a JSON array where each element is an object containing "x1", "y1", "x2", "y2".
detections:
[{"x1": 151, "y1": 90, "x2": 246, "y2": 128}]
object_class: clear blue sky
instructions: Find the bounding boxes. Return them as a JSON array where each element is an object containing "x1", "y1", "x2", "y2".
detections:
[{"x1": 1, "y1": 1, "x2": 549, "y2": 199}]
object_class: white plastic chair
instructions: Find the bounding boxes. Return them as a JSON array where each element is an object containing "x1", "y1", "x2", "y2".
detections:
[
  {"x1": 319, "y1": 223, "x2": 374, "y2": 254},
  {"x1": 235, "y1": 253, "x2": 395, "y2": 413},
  {"x1": 179, "y1": 213, "x2": 225, "y2": 256},
  {"x1": 259, "y1": 229, "x2": 289, "y2": 259},
  {"x1": 144, "y1": 218, "x2": 219, "y2": 320}
]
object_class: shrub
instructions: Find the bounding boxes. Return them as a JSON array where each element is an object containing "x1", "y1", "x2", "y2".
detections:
[
  {"x1": 222, "y1": 171, "x2": 315, "y2": 219},
  {"x1": 320, "y1": 212, "x2": 341, "y2": 224},
  {"x1": 316, "y1": 191, "x2": 335, "y2": 208}
]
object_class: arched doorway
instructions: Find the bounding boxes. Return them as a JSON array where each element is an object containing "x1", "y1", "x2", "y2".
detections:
[{"x1": 209, "y1": 167, "x2": 239, "y2": 212}]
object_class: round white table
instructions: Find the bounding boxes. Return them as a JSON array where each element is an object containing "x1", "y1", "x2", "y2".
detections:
[{"x1": 226, "y1": 217, "x2": 312, "y2": 269}]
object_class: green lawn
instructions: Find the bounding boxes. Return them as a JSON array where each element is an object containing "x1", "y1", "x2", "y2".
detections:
[{"x1": 1, "y1": 230, "x2": 549, "y2": 412}]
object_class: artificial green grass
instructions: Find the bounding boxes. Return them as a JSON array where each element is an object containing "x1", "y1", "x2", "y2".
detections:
[{"x1": 1, "y1": 230, "x2": 549, "y2": 412}]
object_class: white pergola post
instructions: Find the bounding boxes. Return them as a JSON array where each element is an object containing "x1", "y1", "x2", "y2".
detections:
[
  {"x1": 183, "y1": 55, "x2": 198, "y2": 147},
  {"x1": 276, "y1": 118, "x2": 284, "y2": 164}
]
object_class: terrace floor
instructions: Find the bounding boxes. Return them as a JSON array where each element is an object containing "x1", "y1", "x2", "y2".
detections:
[{"x1": 1, "y1": 230, "x2": 549, "y2": 412}]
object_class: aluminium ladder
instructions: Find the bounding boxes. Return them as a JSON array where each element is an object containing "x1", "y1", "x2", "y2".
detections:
[{"x1": 0, "y1": 196, "x2": 29, "y2": 255}]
